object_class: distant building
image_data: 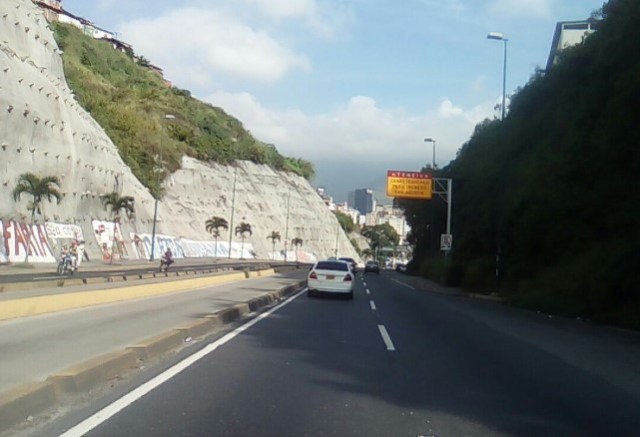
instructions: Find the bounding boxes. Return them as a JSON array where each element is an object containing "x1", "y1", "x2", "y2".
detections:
[
  {"x1": 546, "y1": 19, "x2": 600, "y2": 71},
  {"x1": 352, "y1": 188, "x2": 374, "y2": 215}
]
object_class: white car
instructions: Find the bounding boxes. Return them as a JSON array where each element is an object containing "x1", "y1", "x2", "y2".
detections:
[{"x1": 307, "y1": 260, "x2": 355, "y2": 299}]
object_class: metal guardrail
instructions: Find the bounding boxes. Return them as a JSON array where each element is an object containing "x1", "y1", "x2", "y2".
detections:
[{"x1": 0, "y1": 261, "x2": 312, "y2": 293}]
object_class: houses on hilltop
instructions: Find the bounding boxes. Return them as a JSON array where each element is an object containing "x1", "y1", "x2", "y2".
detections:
[{"x1": 32, "y1": 0, "x2": 170, "y2": 86}]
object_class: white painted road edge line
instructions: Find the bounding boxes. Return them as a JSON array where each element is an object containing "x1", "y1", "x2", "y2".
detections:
[
  {"x1": 389, "y1": 278, "x2": 415, "y2": 290},
  {"x1": 59, "y1": 288, "x2": 306, "y2": 437},
  {"x1": 378, "y1": 325, "x2": 396, "y2": 351},
  {"x1": 369, "y1": 300, "x2": 377, "y2": 311}
]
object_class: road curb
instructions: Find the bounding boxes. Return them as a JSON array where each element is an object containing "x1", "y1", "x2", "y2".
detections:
[
  {"x1": 0, "y1": 382, "x2": 56, "y2": 431},
  {"x1": 0, "y1": 279, "x2": 305, "y2": 434},
  {"x1": 47, "y1": 350, "x2": 138, "y2": 395}
]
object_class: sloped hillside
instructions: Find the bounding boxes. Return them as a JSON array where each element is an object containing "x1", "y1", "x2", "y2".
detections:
[
  {"x1": 51, "y1": 21, "x2": 314, "y2": 196},
  {"x1": 0, "y1": 0, "x2": 359, "y2": 263},
  {"x1": 401, "y1": 0, "x2": 640, "y2": 328}
]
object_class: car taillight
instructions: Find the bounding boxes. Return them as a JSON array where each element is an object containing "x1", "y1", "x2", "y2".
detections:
[
  {"x1": 343, "y1": 274, "x2": 352, "y2": 282},
  {"x1": 309, "y1": 271, "x2": 318, "y2": 279}
]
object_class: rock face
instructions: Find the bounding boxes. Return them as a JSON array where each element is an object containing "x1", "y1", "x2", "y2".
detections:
[{"x1": 0, "y1": 0, "x2": 359, "y2": 262}]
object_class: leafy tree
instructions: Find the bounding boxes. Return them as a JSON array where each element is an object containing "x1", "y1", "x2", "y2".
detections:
[
  {"x1": 291, "y1": 237, "x2": 303, "y2": 262},
  {"x1": 397, "y1": 0, "x2": 640, "y2": 328},
  {"x1": 361, "y1": 224, "x2": 399, "y2": 262},
  {"x1": 101, "y1": 192, "x2": 135, "y2": 263},
  {"x1": 235, "y1": 222, "x2": 253, "y2": 259},
  {"x1": 11, "y1": 173, "x2": 63, "y2": 263},
  {"x1": 335, "y1": 211, "x2": 356, "y2": 233},
  {"x1": 205, "y1": 216, "x2": 229, "y2": 257},
  {"x1": 267, "y1": 230, "x2": 281, "y2": 258}
]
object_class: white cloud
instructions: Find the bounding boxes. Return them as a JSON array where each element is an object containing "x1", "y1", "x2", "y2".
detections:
[
  {"x1": 438, "y1": 99, "x2": 463, "y2": 118},
  {"x1": 206, "y1": 91, "x2": 495, "y2": 168},
  {"x1": 118, "y1": 7, "x2": 310, "y2": 87},
  {"x1": 488, "y1": 0, "x2": 551, "y2": 17},
  {"x1": 240, "y1": 0, "x2": 319, "y2": 20}
]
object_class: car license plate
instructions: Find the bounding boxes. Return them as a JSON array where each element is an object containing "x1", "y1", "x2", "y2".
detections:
[{"x1": 326, "y1": 275, "x2": 335, "y2": 280}]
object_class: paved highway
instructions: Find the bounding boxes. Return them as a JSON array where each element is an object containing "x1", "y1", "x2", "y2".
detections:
[{"x1": 25, "y1": 271, "x2": 640, "y2": 436}]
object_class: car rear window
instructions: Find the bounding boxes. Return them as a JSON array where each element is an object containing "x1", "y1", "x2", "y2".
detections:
[{"x1": 315, "y1": 261, "x2": 349, "y2": 271}]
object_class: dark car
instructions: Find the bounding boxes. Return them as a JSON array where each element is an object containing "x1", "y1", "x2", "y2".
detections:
[
  {"x1": 338, "y1": 257, "x2": 357, "y2": 273},
  {"x1": 364, "y1": 260, "x2": 380, "y2": 274},
  {"x1": 395, "y1": 263, "x2": 407, "y2": 273}
]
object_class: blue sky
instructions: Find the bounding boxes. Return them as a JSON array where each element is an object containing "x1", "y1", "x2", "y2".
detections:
[{"x1": 61, "y1": 0, "x2": 604, "y2": 202}]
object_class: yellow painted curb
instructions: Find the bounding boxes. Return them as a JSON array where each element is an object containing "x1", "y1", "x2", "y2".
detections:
[{"x1": 0, "y1": 272, "x2": 247, "y2": 321}]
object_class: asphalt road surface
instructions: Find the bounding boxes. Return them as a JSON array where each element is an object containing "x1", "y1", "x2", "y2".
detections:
[{"x1": 36, "y1": 271, "x2": 640, "y2": 437}]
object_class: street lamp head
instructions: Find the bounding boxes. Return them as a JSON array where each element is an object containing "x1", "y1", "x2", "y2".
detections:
[
  {"x1": 424, "y1": 138, "x2": 435, "y2": 143},
  {"x1": 487, "y1": 32, "x2": 506, "y2": 41}
]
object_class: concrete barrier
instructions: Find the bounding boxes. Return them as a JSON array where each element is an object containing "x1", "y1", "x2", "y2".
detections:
[
  {"x1": 127, "y1": 331, "x2": 186, "y2": 361},
  {"x1": 176, "y1": 319, "x2": 217, "y2": 340},
  {"x1": 47, "y1": 350, "x2": 138, "y2": 394}
]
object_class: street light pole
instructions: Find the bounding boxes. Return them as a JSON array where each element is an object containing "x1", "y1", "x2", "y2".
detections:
[
  {"x1": 283, "y1": 193, "x2": 290, "y2": 262},
  {"x1": 334, "y1": 222, "x2": 340, "y2": 258},
  {"x1": 424, "y1": 138, "x2": 436, "y2": 169},
  {"x1": 227, "y1": 166, "x2": 238, "y2": 258},
  {"x1": 487, "y1": 32, "x2": 508, "y2": 120},
  {"x1": 487, "y1": 32, "x2": 508, "y2": 289},
  {"x1": 150, "y1": 114, "x2": 175, "y2": 261}
]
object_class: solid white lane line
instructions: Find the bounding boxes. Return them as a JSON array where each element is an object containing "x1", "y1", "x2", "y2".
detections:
[
  {"x1": 366, "y1": 289, "x2": 371, "y2": 295},
  {"x1": 378, "y1": 325, "x2": 396, "y2": 351},
  {"x1": 59, "y1": 289, "x2": 306, "y2": 437},
  {"x1": 389, "y1": 278, "x2": 415, "y2": 289},
  {"x1": 369, "y1": 300, "x2": 376, "y2": 311}
]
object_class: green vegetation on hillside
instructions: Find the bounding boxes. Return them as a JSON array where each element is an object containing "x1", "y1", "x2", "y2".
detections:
[
  {"x1": 399, "y1": 0, "x2": 640, "y2": 328},
  {"x1": 51, "y1": 22, "x2": 314, "y2": 196}
]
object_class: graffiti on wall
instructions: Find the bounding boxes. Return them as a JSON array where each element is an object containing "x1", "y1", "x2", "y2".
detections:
[
  {"x1": 92, "y1": 220, "x2": 128, "y2": 262},
  {"x1": 0, "y1": 220, "x2": 56, "y2": 263},
  {"x1": 128, "y1": 233, "x2": 255, "y2": 260},
  {"x1": 45, "y1": 222, "x2": 86, "y2": 265},
  {"x1": 128, "y1": 233, "x2": 186, "y2": 260},
  {"x1": 0, "y1": 220, "x2": 263, "y2": 265}
]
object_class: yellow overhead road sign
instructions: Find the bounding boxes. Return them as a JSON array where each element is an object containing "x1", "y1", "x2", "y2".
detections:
[{"x1": 386, "y1": 170, "x2": 433, "y2": 200}]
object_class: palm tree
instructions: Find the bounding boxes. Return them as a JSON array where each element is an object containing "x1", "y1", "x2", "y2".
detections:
[
  {"x1": 291, "y1": 237, "x2": 303, "y2": 262},
  {"x1": 101, "y1": 191, "x2": 135, "y2": 263},
  {"x1": 234, "y1": 222, "x2": 253, "y2": 259},
  {"x1": 205, "y1": 216, "x2": 228, "y2": 257},
  {"x1": 11, "y1": 173, "x2": 62, "y2": 263},
  {"x1": 266, "y1": 230, "x2": 281, "y2": 260}
]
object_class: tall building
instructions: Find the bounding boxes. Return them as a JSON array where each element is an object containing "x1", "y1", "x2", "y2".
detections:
[{"x1": 352, "y1": 188, "x2": 374, "y2": 215}]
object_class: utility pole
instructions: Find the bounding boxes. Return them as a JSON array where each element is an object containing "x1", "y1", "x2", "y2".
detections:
[{"x1": 227, "y1": 166, "x2": 238, "y2": 258}]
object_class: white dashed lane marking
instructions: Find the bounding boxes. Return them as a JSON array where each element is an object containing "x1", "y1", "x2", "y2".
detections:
[{"x1": 378, "y1": 325, "x2": 396, "y2": 351}]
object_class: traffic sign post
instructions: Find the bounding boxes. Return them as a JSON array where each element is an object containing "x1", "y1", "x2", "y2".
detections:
[
  {"x1": 386, "y1": 170, "x2": 433, "y2": 200},
  {"x1": 440, "y1": 234, "x2": 452, "y2": 251}
]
